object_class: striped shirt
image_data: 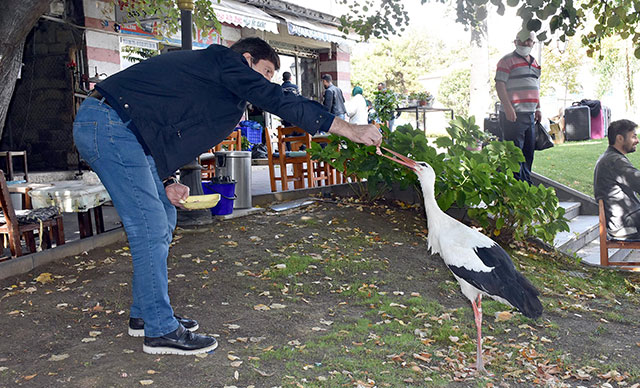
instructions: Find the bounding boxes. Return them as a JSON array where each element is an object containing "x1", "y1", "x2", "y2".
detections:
[{"x1": 495, "y1": 52, "x2": 541, "y2": 113}]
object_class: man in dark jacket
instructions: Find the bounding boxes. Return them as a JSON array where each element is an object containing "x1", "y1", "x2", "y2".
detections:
[
  {"x1": 73, "y1": 37, "x2": 381, "y2": 356},
  {"x1": 321, "y1": 74, "x2": 346, "y2": 119},
  {"x1": 280, "y1": 71, "x2": 299, "y2": 127},
  {"x1": 281, "y1": 71, "x2": 299, "y2": 96},
  {"x1": 594, "y1": 119, "x2": 640, "y2": 240}
]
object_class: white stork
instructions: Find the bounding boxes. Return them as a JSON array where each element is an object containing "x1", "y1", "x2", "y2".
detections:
[{"x1": 380, "y1": 147, "x2": 543, "y2": 373}]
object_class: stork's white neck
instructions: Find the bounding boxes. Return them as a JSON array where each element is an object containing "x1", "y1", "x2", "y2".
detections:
[{"x1": 419, "y1": 177, "x2": 450, "y2": 228}]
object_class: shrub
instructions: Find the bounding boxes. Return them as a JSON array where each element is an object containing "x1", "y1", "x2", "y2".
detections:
[
  {"x1": 438, "y1": 68, "x2": 470, "y2": 118},
  {"x1": 309, "y1": 116, "x2": 569, "y2": 244}
]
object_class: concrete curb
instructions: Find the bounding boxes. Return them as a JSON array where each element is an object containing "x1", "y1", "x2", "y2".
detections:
[{"x1": 0, "y1": 229, "x2": 127, "y2": 280}]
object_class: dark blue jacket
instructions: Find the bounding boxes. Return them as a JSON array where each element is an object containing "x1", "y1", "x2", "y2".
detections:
[
  {"x1": 323, "y1": 84, "x2": 346, "y2": 116},
  {"x1": 281, "y1": 81, "x2": 299, "y2": 95},
  {"x1": 96, "y1": 44, "x2": 334, "y2": 178}
]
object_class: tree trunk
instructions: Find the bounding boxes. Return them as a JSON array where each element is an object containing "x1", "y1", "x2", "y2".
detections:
[
  {"x1": 469, "y1": 5, "x2": 490, "y2": 125},
  {"x1": 0, "y1": 0, "x2": 52, "y2": 139}
]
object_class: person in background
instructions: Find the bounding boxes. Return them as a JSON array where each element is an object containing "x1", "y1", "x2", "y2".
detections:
[
  {"x1": 73, "y1": 37, "x2": 382, "y2": 356},
  {"x1": 321, "y1": 74, "x2": 346, "y2": 120},
  {"x1": 495, "y1": 31, "x2": 541, "y2": 185},
  {"x1": 280, "y1": 71, "x2": 299, "y2": 127},
  {"x1": 594, "y1": 119, "x2": 640, "y2": 240},
  {"x1": 281, "y1": 71, "x2": 299, "y2": 96},
  {"x1": 377, "y1": 82, "x2": 386, "y2": 92},
  {"x1": 345, "y1": 86, "x2": 368, "y2": 125}
]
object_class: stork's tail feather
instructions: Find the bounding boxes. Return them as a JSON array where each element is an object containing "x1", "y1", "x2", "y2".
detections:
[{"x1": 510, "y1": 272, "x2": 543, "y2": 319}]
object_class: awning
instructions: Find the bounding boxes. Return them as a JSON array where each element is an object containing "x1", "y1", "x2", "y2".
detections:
[
  {"x1": 270, "y1": 12, "x2": 354, "y2": 45},
  {"x1": 212, "y1": 0, "x2": 280, "y2": 34}
]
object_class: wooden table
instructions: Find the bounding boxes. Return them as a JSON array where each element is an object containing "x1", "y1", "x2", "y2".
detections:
[
  {"x1": 7, "y1": 182, "x2": 52, "y2": 210},
  {"x1": 28, "y1": 181, "x2": 111, "y2": 239},
  {"x1": 396, "y1": 106, "x2": 454, "y2": 131}
]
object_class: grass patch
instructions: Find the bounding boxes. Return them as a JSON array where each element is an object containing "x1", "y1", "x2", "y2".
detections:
[{"x1": 533, "y1": 138, "x2": 640, "y2": 194}]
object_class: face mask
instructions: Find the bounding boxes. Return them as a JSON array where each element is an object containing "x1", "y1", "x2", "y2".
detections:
[{"x1": 515, "y1": 45, "x2": 532, "y2": 57}]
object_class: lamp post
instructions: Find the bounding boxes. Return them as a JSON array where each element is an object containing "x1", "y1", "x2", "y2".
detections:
[{"x1": 176, "y1": 0, "x2": 211, "y2": 226}]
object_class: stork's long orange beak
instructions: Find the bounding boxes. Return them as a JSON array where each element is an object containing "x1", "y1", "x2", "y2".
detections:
[{"x1": 380, "y1": 147, "x2": 417, "y2": 170}]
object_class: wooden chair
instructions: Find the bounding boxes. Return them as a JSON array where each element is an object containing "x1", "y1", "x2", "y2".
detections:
[
  {"x1": 598, "y1": 199, "x2": 640, "y2": 267},
  {"x1": 201, "y1": 129, "x2": 243, "y2": 179},
  {"x1": 264, "y1": 126, "x2": 279, "y2": 192},
  {"x1": 274, "y1": 126, "x2": 311, "y2": 190},
  {"x1": 214, "y1": 129, "x2": 243, "y2": 152},
  {"x1": 0, "y1": 171, "x2": 64, "y2": 258}
]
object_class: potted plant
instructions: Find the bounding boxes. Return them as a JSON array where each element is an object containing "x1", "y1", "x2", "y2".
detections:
[
  {"x1": 407, "y1": 92, "x2": 419, "y2": 106},
  {"x1": 373, "y1": 89, "x2": 400, "y2": 124},
  {"x1": 415, "y1": 91, "x2": 434, "y2": 107}
]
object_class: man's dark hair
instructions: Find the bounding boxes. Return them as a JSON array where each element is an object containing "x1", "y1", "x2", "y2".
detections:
[
  {"x1": 282, "y1": 71, "x2": 291, "y2": 81},
  {"x1": 230, "y1": 37, "x2": 280, "y2": 70},
  {"x1": 321, "y1": 74, "x2": 332, "y2": 83},
  {"x1": 608, "y1": 119, "x2": 637, "y2": 145}
]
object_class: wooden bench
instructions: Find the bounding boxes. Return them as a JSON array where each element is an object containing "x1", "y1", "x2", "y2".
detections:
[{"x1": 598, "y1": 199, "x2": 640, "y2": 266}]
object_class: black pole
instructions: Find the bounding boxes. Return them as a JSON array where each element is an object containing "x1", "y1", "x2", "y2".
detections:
[
  {"x1": 176, "y1": 3, "x2": 211, "y2": 226},
  {"x1": 180, "y1": 9, "x2": 192, "y2": 51}
]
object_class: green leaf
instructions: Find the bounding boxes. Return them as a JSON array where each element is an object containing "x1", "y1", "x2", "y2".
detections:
[
  {"x1": 607, "y1": 15, "x2": 621, "y2": 27},
  {"x1": 527, "y1": 18, "x2": 542, "y2": 31}
]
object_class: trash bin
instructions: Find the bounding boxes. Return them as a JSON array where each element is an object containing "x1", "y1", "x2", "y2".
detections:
[{"x1": 214, "y1": 151, "x2": 252, "y2": 209}]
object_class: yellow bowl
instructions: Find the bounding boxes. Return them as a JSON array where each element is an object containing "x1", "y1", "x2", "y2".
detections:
[{"x1": 180, "y1": 194, "x2": 221, "y2": 209}]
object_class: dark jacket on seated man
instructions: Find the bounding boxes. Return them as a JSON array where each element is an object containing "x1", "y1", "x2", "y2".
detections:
[{"x1": 594, "y1": 119, "x2": 640, "y2": 240}]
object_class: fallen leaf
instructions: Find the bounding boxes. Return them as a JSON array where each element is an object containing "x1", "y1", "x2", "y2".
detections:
[
  {"x1": 495, "y1": 311, "x2": 513, "y2": 322},
  {"x1": 139, "y1": 380, "x2": 153, "y2": 385},
  {"x1": 23, "y1": 374, "x2": 37, "y2": 381},
  {"x1": 230, "y1": 361, "x2": 243, "y2": 367},
  {"x1": 35, "y1": 273, "x2": 53, "y2": 284},
  {"x1": 270, "y1": 303, "x2": 286, "y2": 309},
  {"x1": 48, "y1": 354, "x2": 69, "y2": 362},
  {"x1": 81, "y1": 338, "x2": 96, "y2": 343},
  {"x1": 253, "y1": 304, "x2": 270, "y2": 311},
  {"x1": 227, "y1": 354, "x2": 240, "y2": 361},
  {"x1": 413, "y1": 353, "x2": 431, "y2": 362},
  {"x1": 252, "y1": 367, "x2": 274, "y2": 377}
]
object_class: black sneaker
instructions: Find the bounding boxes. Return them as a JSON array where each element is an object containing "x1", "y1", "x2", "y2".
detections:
[
  {"x1": 143, "y1": 325, "x2": 218, "y2": 355},
  {"x1": 128, "y1": 315, "x2": 199, "y2": 337}
]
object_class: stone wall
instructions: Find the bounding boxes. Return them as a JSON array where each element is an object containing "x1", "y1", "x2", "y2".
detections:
[{"x1": 2, "y1": 20, "x2": 83, "y2": 171}]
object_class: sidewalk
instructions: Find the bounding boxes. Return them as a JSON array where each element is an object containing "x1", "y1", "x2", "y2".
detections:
[{"x1": 24, "y1": 165, "x2": 283, "y2": 243}]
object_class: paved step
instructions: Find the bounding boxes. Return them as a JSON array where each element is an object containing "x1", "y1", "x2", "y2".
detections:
[
  {"x1": 558, "y1": 201, "x2": 581, "y2": 221},
  {"x1": 574, "y1": 237, "x2": 632, "y2": 266},
  {"x1": 554, "y1": 215, "x2": 599, "y2": 254}
]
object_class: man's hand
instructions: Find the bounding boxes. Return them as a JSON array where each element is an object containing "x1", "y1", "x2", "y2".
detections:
[
  {"x1": 328, "y1": 118, "x2": 382, "y2": 147},
  {"x1": 165, "y1": 182, "x2": 190, "y2": 209},
  {"x1": 504, "y1": 104, "x2": 517, "y2": 122},
  {"x1": 535, "y1": 109, "x2": 542, "y2": 122}
]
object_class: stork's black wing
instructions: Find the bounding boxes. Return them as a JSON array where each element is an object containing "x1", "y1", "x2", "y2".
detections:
[{"x1": 447, "y1": 243, "x2": 543, "y2": 319}]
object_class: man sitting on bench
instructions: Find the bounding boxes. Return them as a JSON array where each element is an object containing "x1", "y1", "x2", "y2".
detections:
[{"x1": 594, "y1": 119, "x2": 640, "y2": 240}]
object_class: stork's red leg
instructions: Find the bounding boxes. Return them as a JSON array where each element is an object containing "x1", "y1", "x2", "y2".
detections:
[{"x1": 471, "y1": 294, "x2": 487, "y2": 373}]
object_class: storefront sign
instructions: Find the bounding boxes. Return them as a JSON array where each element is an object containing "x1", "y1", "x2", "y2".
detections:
[{"x1": 120, "y1": 21, "x2": 219, "y2": 48}]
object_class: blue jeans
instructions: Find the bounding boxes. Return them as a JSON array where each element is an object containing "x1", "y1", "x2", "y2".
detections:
[
  {"x1": 73, "y1": 97, "x2": 178, "y2": 337},
  {"x1": 499, "y1": 111, "x2": 535, "y2": 185}
]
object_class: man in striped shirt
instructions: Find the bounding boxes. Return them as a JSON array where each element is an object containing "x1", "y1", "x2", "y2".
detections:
[{"x1": 495, "y1": 31, "x2": 541, "y2": 185}]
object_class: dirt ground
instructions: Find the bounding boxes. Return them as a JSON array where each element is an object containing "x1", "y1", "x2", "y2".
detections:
[{"x1": 1, "y1": 197, "x2": 639, "y2": 387}]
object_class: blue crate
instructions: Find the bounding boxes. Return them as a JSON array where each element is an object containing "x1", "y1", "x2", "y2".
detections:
[{"x1": 244, "y1": 126, "x2": 263, "y2": 144}]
